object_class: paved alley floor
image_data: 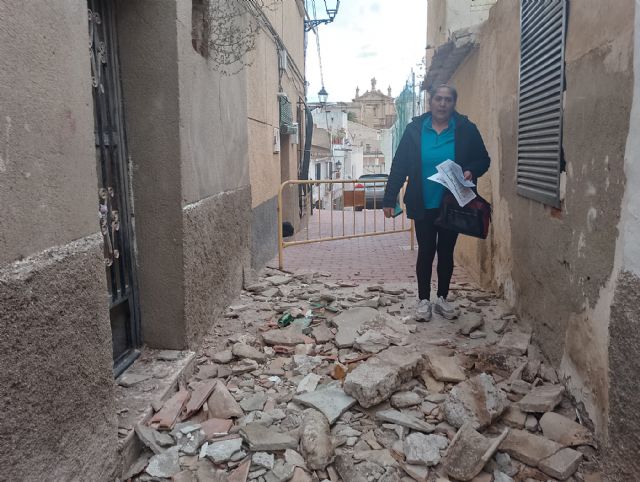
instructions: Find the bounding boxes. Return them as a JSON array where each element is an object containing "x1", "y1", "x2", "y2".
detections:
[
  {"x1": 123, "y1": 262, "x2": 601, "y2": 481},
  {"x1": 273, "y1": 208, "x2": 472, "y2": 285}
]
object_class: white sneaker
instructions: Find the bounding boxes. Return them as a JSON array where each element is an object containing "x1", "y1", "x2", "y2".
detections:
[
  {"x1": 415, "y1": 299, "x2": 432, "y2": 322},
  {"x1": 434, "y1": 296, "x2": 459, "y2": 320}
]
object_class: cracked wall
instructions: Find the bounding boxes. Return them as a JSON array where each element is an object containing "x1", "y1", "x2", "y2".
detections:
[{"x1": 449, "y1": 0, "x2": 635, "y2": 445}]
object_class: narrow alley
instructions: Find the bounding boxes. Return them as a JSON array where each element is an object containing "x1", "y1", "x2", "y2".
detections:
[{"x1": 2, "y1": 0, "x2": 640, "y2": 481}]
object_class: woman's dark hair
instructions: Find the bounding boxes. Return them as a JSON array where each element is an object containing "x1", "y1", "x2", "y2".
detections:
[{"x1": 429, "y1": 84, "x2": 458, "y2": 104}]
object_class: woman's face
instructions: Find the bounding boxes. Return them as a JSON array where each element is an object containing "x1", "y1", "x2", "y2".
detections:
[{"x1": 430, "y1": 88, "x2": 456, "y2": 123}]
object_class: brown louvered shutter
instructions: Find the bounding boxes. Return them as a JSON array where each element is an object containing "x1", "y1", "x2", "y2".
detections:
[{"x1": 516, "y1": 0, "x2": 567, "y2": 207}]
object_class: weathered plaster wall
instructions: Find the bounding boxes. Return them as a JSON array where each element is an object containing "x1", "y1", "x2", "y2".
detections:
[
  {"x1": 176, "y1": 0, "x2": 250, "y2": 203},
  {"x1": 606, "y1": 6, "x2": 640, "y2": 474},
  {"x1": 118, "y1": 0, "x2": 253, "y2": 348},
  {"x1": 0, "y1": 0, "x2": 97, "y2": 264},
  {"x1": 0, "y1": 235, "x2": 117, "y2": 481},
  {"x1": 449, "y1": 0, "x2": 634, "y2": 437},
  {"x1": 116, "y1": 0, "x2": 186, "y2": 349},
  {"x1": 247, "y1": 0, "x2": 305, "y2": 268},
  {"x1": 183, "y1": 186, "x2": 251, "y2": 346},
  {"x1": 0, "y1": 2, "x2": 117, "y2": 479}
]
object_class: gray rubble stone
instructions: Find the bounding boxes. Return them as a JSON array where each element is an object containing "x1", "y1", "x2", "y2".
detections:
[
  {"x1": 292, "y1": 355, "x2": 323, "y2": 375},
  {"x1": 354, "y1": 330, "x2": 391, "y2": 353},
  {"x1": 240, "y1": 392, "x2": 268, "y2": 412},
  {"x1": 390, "y1": 391, "x2": 423, "y2": 409},
  {"x1": 330, "y1": 307, "x2": 381, "y2": 348},
  {"x1": 262, "y1": 327, "x2": 309, "y2": 346},
  {"x1": 498, "y1": 332, "x2": 531, "y2": 355},
  {"x1": 375, "y1": 410, "x2": 435, "y2": 433},
  {"x1": 353, "y1": 449, "x2": 398, "y2": 467},
  {"x1": 265, "y1": 460, "x2": 296, "y2": 482},
  {"x1": 135, "y1": 424, "x2": 166, "y2": 455},
  {"x1": 518, "y1": 385, "x2": 564, "y2": 413},
  {"x1": 499, "y1": 429, "x2": 563, "y2": 466},
  {"x1": 296, "y1": 373, "x2": 322, "y2": 393},
  {"x1": 300, "y1": 409, "x2": 334, "y2": 470},
  {"x1": 444, "y1": 373, "x2": 508, "y2": 429},
  {"x1": 240, "y1": 423, "x2": 299, "y2": 451},
  {"x1": 203, "y1": 437, "x2": 243, "y2": 463},
  {"x1": 442, "y1": 422, "x2": 497, "y2": 481},
  {"x1": 117, "y1": 372, "x2": 151, "y2": 387},
  {"x1": 539, "y1": 412, "x2": 594, "y2": 447},
  {"x1": 285, "y1": 449, "x2": 307, "y2": 469},
  {"x1": 146, "y1": 446, "x2": 181, "y2": 478},
  {"x1": 493, "y1": 470, "x2": 515, "y2": 482},
  {"x1": 211, "y1": 350, "x2": 233, "y2": 364},
  {"x1": 403, "y1": 464, "x2": 429, "y2": 482},
  {"x1": 538, "y1": 447, "x2": 582, "y2": 480},
  {"x1": 267, "y1": 275, "x2": 292, "y2": 286},
  {"x1": 252, "y1": 452, "x2": 276, "y2": 470},
  {"x1": 232, "y1": 343, "x2": 267, "y2": 362},
  {"x1": 344, "y1": 347, "x2": 423, "y2": 407},
  {"x1": 459, "y1": 313, "x2": 484, "y2": 336},
  {"x1": 501, "y1": 405, "x2": 526, "y2": 429},
  {"x1": 334, "y1": 454, "x2": 384, "y2": 482},
  {"x1": 403, "y1": 433, "x2": 449, "y2": 467},
  {"x1": 426, "y1": 354, "x2": 467, "y2": 382},
  {"x1": 525, "y1": 415, "x2": 538, "y2": 432},
  {"x1": 311, "y1": 324, "x2": 334, "y2": 344},
  {"x1": 293, "y1": 387, "x2": 356, "y2": 424}
]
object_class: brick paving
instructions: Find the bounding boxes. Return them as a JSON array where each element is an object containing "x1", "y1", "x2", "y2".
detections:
[{"x1": 270, "y1": 208, "x2": 471, "y2": 285}]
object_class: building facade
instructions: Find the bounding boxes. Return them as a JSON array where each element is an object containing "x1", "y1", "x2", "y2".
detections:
[
  {"x1": 0, "y1": 0, "x2": 305, "y2": 479},
  {"x1": 347, "y1": 78, "x2": 397, "y2": 129},
  {"x1": 425, "y1": 0, "x2": 640, "y2": 476}
]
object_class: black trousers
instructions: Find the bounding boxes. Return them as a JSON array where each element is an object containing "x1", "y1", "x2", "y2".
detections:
[{"x1": 414, "y1": 209, "x2": 459, "y2": 300}]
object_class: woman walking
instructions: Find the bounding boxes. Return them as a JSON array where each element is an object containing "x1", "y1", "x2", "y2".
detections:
[{"x1": 383, "y1": 85, "x2": 490, "y2": 321}]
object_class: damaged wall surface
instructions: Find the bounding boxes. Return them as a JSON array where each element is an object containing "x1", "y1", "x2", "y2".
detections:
[
  {"x1": 0, "y1": 1, "x2": 117, "y2": 479},
  {"x1": 447, "y1": 0, "x2": 635, "y2": 455}
]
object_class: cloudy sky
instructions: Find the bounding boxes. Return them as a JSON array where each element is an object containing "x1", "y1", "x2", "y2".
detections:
[{"x1": 305, "y1": 0, "x2": 428, "y2": 103}]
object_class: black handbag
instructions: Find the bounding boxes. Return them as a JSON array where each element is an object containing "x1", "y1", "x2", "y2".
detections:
[{"x1": 435, "y1": 192, "x2": 492, "y2": 239}]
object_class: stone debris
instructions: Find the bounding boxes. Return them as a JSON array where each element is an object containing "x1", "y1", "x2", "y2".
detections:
[
  {"x1": 403, "y1": 433, "x2": 449, "y2": 466},
  {"x1": 376, "y1": 409, "x2": 435, "y2": 433},
  {"x1": 293, "y1": 386, "x2": 356, "y2": 424},
  {"x1": 499, "y1": 429, "x2": 563, "y2": 466},
  {"x1": 498, "y1": 332, "x2": 531, "y2": 356},
  {"x1": 300, "y1": 409, "x2": 334, "y2": 470},
  {"x1": 442, "y1": 422, "x2": 508, "y2": 481},
  {"x1": 518, "y1": 384, "x2": 564, "y2": 413},
  {"x1": 124, "y1": 270, "x2": 595, "y2": 482},
  {"x1": 426, "y1": 354, "x2": 467, "y2": 382},
  {"x1": 539, "y1": 411, "x2": 594, "y2": 447},
  {"x1": 444, "y1": 373, "x2": 508, "y2": 429},
  {"x1": 538, "y1": 447, "x2": 583, "y2": 479}
]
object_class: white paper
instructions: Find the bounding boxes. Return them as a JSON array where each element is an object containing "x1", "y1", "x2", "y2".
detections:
[{"x1": 427, "y1": 159, "x2": 477, "y2": 207}]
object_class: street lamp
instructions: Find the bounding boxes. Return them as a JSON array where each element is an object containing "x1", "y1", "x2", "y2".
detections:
[{"x1": 318, "y1": 86, "x2": 328, "y2": 106}]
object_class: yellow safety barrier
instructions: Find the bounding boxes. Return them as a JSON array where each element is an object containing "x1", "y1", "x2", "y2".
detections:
[{"x1": 277, "y1": 178, "x2": 415, "y2": 270}]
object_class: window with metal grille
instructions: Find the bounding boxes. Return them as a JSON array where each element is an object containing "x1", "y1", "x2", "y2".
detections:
[{"x1": 516, "y1": 0, "x2": 567, "y2": 208}]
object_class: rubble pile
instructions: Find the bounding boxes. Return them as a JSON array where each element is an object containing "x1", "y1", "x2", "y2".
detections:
[{"x1": 125, "y1": 269, "x2": 599, "y2": 482}]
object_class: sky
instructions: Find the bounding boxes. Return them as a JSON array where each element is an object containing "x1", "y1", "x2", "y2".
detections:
[{"x1": 305, "y1": 0, "x2": 428, "y2": 103}]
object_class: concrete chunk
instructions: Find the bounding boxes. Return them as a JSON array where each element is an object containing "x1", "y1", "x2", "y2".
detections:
[
  {"x1": 427, "y1": 354, "x2": 467, "y2": 382},
  {"x1": 293, "y1": 387, "x2": 356, "y2": 424},
  {"x1": 240, "y1": 423, "x2": 298, "y2": 451},
  {"x1": 518, "y1": 385, "x2": 564, "y2": 413},
  {"x1": 444, "y1": 373, "x2": 508, "y2": 429},
  {"x1": 539, "y1": 412, "x2": 594, "y2": 447},
  {"x1": 376, "y1": 409, "x2": 435, "y2": 433},
  {"x1": 330, "y1": 307, "x2": 381, "y2": 348},
  {"x1": 499, "y1": 332, "x2": 531, "y2": 355},
  {"x1": 344, "y1": 347, "x2": 423, "y2": 407},
  {"x1": 207, "y1": 381, "x2": 244, "y2": 419},
  {"x1": 146, "y1": 446, "x2": 180, "y2": 478},
  {"x1": 300, "y1": 409, "x2": 334, "y2": 470},
  {"x1": 499, "y1": 429, "x2": 563, "y2": 466},
  {"x1": 443, "y1": 422, "x2": 502, "y2": 481},
  {"x1": 403, "y1": 433, "x2": 449, "y2": 467},
  {"x1": 203, "y1": 436, "x2": 243, "y2": 463},
  {"x1": 538, "y1": 447, "x2": 582, "y2": 480}
]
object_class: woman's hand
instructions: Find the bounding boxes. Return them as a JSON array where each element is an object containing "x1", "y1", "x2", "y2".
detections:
[
  {"x1": 383, "y1": 207, "x2": 394, "y2": 218},
  {"x1": 463, "y1": 170, "x2": 473, "y2": 181}
]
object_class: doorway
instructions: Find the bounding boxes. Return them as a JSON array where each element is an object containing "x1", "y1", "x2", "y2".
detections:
[{"x1": 88, "y1": 0, "x2": 140, "y2": 376}]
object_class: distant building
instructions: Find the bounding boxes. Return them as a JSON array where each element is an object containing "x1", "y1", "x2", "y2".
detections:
[{"x1": 346, "y1": 77, "x2": 397, "y2": 129}]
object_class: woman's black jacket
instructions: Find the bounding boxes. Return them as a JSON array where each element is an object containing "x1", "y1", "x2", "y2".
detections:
[{"x1": 382, "y1": 111, "x2": 490, "y2": 220}]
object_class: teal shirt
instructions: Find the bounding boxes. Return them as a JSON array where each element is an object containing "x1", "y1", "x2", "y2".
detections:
[{"x1": 421, "y1": 116, "x2": 456, "y2": 209}]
